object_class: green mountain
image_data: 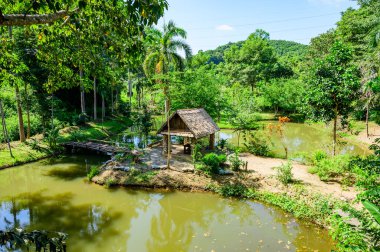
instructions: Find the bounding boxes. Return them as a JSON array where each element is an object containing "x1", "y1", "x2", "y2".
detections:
[{"x1": 203, "y1": 39, "x2": 308, "y2": 64}]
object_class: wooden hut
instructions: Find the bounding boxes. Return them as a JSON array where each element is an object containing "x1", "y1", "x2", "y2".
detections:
[{"x1": 157, "y1": 108, "x2": 220, "y2": 153}]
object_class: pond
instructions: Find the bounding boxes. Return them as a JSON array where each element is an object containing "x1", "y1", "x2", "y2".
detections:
[
  {"x1": 0, "y1": 155, "x2": 334, "y2": 251},
  {"x1": 217, "y1": 122, "x2": 369, "y2": 158}
]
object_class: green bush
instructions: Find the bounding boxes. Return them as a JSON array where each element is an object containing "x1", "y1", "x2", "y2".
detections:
[
  {"x1": 309, "y1": 155, "x2": 351, "y2": 182},
  {"x1": 87, "y1": 167, "x2": 100, "y2": 180},
  {"x1": 201, "y1": 153, "x2": 225, "y2": 173},
  {"x1": 217, "y1": 184, "x2": 248, "y2": 198},
  {"x1": 243, "y1": 132, "x2": 271, "y2": 156},
  {"x1": 1, "y1": 114, "x2": 44, "y2": 142},
  {"x1": 195, "y1": 163, "x2": 213, "y2": 176},
  {"x1": 275, "y1": 162, "x2": 293, "y2": 185},
  {"x1": 217, "y1": 154, "x2": 227, "y2": 164},
  {"x1": 105, "y1": 178, "x2": 117, "y2": 188},
  {"x1": 312, "y1": 150, "x2": 328, "y2": 164},
  {"x1": 44, "y1": 126, "x2": 60, "y2": 150},
  {"x1": 192, "y1": 144, "x2": 202, "y2": 163},
  {"x1": 228, "y1": 150, "x2": 244, "y2": 171}
]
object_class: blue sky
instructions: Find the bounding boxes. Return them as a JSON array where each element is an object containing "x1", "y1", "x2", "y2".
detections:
[{"x1": 157, "y1": 0, "x2": 357, "y2": 54}]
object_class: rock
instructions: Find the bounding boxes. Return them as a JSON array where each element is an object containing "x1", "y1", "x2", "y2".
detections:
[
  {"x1": 219, "y1": 169, "x2": 234, "y2": 175},
  {"x1": 152, "y1": 164, "x2": 167, "y2": 170}
]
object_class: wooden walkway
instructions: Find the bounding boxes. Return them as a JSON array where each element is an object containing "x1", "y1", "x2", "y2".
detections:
[{"x1": 62, "y1": 141, "x2": 127, "y2": 156}]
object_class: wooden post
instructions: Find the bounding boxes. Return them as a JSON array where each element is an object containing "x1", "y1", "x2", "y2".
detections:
[
  {"x1": 209, "y1": 133, "x2": 215, "y2": 150},
  {"x1": 191, "y1": 138, "x2": 197, "y2": 155}
]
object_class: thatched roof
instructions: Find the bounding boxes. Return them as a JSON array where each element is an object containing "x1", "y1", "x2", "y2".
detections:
[{"x1": 157, "y1": 108, "x2": 220, "y2": 139}]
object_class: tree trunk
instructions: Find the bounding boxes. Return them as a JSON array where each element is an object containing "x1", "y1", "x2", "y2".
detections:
[
  {"x1": 0, "y1": 99, "x2": 13, "y2": 157},
  {"x1": 111, "y1": 87, "x2": 114, "y2": 114},
  {"x1": 101, "y1": 94, "x2": 105, "y2": 122},
  {"x1": 163, "y1": 86, "x2": 170, "y2": 118},
  {"x1": 80, "y1": 66, "x2": 85, "y2": 114},
  {"x1": 15, "y1": 85, "x2": 26, "y2": 142},
  {"x1": 333, "y1": 114, "x2": 337, "y2": 156},
  {"x1": 115, "y1": 89, "x2": 119, "y2": 112},
  {"x1": 366, "y1": 104, "x2": 369, "y2": 138},
  {"x1": 166, "y1": 105, "x2": 171, "y2": 169},
  {"x1": 93, "y1": 76, "x2": 97, "y2": 121},
  {"x1": 24, "y1": 83, "x2": 31, "y2": 139}
]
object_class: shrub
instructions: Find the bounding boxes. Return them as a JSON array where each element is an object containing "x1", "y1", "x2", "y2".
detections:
[
  {"x1": 87, "y1": 167, "x2": 100, "y2": 180},
  {"x1": 312, "y1": 150, "x2": 328, "y2": 164},
  {"x1": 105, "y1": 178, "x2": 117, "y2": 188},
  {"x1": 202, "y1": 153, "x2": 224, "y2": 173},
  {"x1": 68, "y1": 130, "x2": 86, "y2": 142},
  {"x1": 309, "y1": 155, "x2": 351, "y2": 182},
  {"x1": 217, "y1": 139, "x2": 228, "y2": 150},
  {"x1": 217, "y1": 184, "x2": 248, "y2": 198},
  {"x1": 44, "y1": 126, "x2": 60, "y2": 150},
  {"x1": 217, "y1": 154, "x2": 227, "y2": 164},
  {"x1": 243, "y1": 131, "x2": 271, "y2": 156},
  {"x1": 228, "y1": 150, "x2": 244, "y2": 171},
  {"x1": 195, "y1": 163, "x2": 213, "y2": 176},
  {"x1": 192, "y1": 144, "x2": 202, "y2": 163},
  {"x1": 275, "y1": 162, "x2": 294, "y2": 185}
]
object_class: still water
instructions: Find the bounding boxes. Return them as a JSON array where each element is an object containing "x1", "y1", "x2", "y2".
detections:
[
  {"x1": 217, "y1": 122, "x2": 369, "y2": 158},
  {"x1": 0, "y1": 155, "x2": 334, "y2": 251}
]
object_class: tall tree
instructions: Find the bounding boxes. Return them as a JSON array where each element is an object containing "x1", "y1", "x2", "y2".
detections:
[
  {"x1": 306, "y1": 41, "x2": 360, "y2": 155},
  {"x1": 143, "y1": 20, "x2": 192, "y2": 117},
  {"x1": 224, "y1": 29, "x2": 279, "y2": 92}
]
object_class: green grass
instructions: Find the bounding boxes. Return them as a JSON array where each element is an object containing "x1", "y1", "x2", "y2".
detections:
[
  {"x1": 0, "y1": 141, "x2": 48, "y2": 168},
  {"x1": 0, "y1": 117, "x2": 133, "y2": 168},
  {"x1": 58, "y1": 117, "x2": 133, "y2": 142}
]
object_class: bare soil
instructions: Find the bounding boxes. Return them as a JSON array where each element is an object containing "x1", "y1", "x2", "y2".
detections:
[
  {"x1": 355, "y1": 122, "x2": 380, "y2": 145},
  {"x1": 94, "y1": 144, "x2": 358, "y2": 203}
]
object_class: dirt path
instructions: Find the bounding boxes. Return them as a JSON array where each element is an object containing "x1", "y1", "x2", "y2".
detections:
[
  {"x1": 239, "y1": 153, "x2": 358, "y2": 201},
  {"x1": 355, "y1": 122, "x2": 380, "y2": 145}
]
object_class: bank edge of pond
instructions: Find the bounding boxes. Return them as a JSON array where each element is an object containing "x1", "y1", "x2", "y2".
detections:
[
  {"x1": 92, "y1": 168, "x2": 368, "y2": 251},
  {"x1": 0, "y1": 117, "x2": 132, "y2": 169}
]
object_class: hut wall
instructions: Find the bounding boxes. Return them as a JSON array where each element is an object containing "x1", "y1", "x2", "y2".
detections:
[{"x1": 162, "y1": 114, "x2": 189, "y2": 132}]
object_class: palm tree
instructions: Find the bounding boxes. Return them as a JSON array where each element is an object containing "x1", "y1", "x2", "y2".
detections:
[{"x1": 143, "y1": 20, "x2": 192, "y2": 117}]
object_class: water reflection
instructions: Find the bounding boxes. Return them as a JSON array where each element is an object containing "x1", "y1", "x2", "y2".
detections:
[
  {"x1": 0, "y1": 156, "x2": 334, "y2": 251},
  {"x1": 217, "y1": 122, "x2": 369, "y2": 158}
]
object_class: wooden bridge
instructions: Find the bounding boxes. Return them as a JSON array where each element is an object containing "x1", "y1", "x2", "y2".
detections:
[{"x1": 62, "y1": 141, "x2": 127, "y2": 156}]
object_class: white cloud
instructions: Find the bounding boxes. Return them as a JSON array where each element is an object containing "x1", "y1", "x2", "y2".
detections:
[
  {"x1": 216, "y1": 24, "x2": 234, "y2": 31},
  {"x1": 308, "y1": 0, "x2": 346, "y2": 5}
]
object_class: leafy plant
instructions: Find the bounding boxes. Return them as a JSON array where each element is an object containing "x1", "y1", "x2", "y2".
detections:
[
  {"x1": 309, "y1": 155, "x2": 351, "y2": 182},
  {"x1": 105, "y1": 178, "x2": 117, "y2": 188},
  {"x1": 243, "y1": 131, "x2": 271, "y2": 156},
  {"x1": 363, "y1": 201, "x2": 380, "y2": 224},
  {"x1": 275, "y1": 162, "x2": 294, "y2": 185},
  {"x1": 201, "y1": 153, "x2": 225, "y2": 173},
  {"x1": 228, "y1": 150, "x2": 244, "y2": 171},
  {"x1": 44, "y1": 126, "x2": 60, "y2": 150},
  {"x1": 87, "y1": 166, "x2": 100, "y2": 181},
  {"x1": 217, "y1": 138, "x2": 228, "y2": 150},
  {"x1": 191, "y1": 144, "x2": 202, "y2": 163},
  {"x1": 217, "y1": 183, "x2": 248, "y2": 198}
]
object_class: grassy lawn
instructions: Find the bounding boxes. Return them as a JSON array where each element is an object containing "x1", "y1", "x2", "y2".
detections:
[
  {"x1": 0, "y1": 116, "x2": 133, "y2": 169},
  {"x1": 0, "y1": 141, "x2": 49, "y2": 168},
  {"x1": 58, "y1": 116, "x2": 133, "y2": 142}
]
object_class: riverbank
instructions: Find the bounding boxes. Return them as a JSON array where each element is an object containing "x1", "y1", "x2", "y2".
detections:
[
  {"x1": 92, "y1": 152, "x2": 370, "y2": 251},
  {"x1": 0, "y1": 116, "x2": 132, "y2": 169}
]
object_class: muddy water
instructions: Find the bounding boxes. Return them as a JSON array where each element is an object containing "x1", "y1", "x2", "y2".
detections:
[
  {"x1": 218, "y1": 122, "x2": 369, "y2": 158},
  {"x1": 0, "y1": 155, "x2": 334, "y2": 251}
]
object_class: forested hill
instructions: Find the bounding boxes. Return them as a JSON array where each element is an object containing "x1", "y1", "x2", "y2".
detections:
[{"x1": 203, "y1": 39, "x2": 308, "y2": 64}]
